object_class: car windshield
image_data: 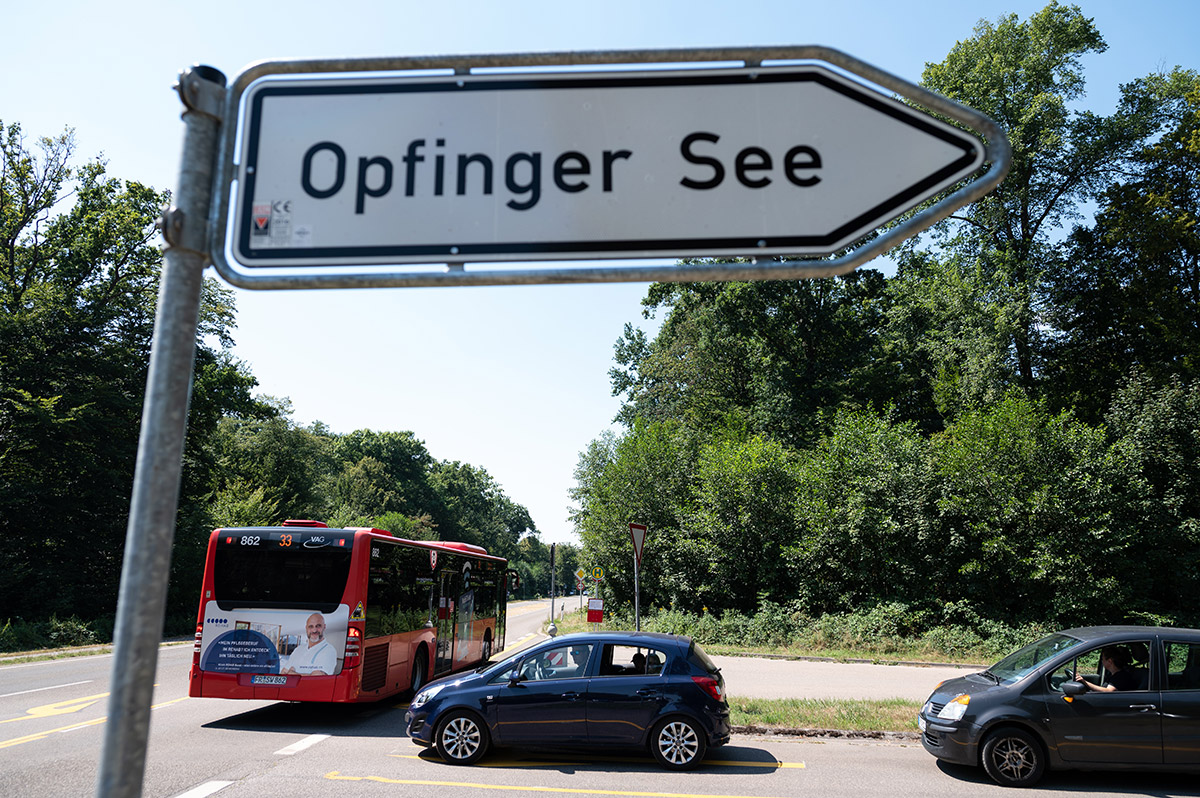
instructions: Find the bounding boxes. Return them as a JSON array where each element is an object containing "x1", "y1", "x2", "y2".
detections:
[
  {"x1": 483, "y1": 648, "x2": 528, "y2": 679},
  {"x1": 988, "y1": 632, "x2": 1083, "y2": 684}
]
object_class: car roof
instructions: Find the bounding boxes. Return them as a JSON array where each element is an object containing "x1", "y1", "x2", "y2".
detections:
[
  {"x1": 1056, "y1": 625, "x2": 1200, "y2": 642},
  {"x1": 540, "y1": 631, "x2": 692, "y2": 646}
]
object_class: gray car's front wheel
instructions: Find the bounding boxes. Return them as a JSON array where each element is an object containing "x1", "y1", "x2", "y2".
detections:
[
  {"x1": 650, "y1": 716, "x2": 706, "y2": 770},
  {"x1": 435, "y1": 711, "x2": 489, "y2": 765},
  {"x1": 981, "y1": 727, "x2": 1045, "y2": 787}
]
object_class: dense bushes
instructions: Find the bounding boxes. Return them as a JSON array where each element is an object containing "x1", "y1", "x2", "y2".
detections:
[
  {"x1": 0, "y1": 616, "x2": 105, "y2": 653},
  {"x1": 575, "y1": 384, "x2": 1200, "y2": 635},
  {"x1": 599, "y1": 600, "x2": 1056, "y2": 663}
]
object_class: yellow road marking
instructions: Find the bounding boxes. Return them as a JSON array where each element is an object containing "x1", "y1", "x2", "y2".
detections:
[
  {"x1": 0, "y1": 692, "x2": 110, "y2": 723},
  {"x1": 0, "y1": 695, "x2": 187, "y2": 749},
  {"x1": 328, "y1": 771, "x2": 798, "y2": 796}
]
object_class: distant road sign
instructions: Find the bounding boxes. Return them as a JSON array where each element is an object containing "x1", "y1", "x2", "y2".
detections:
[
  {"x1": 212, "y1": 48, "x2": 1004, "y2": 288},
  {"x1": 630, "y1": 523, "x2": 648, "y2": 566},
  {"x1": 587, "y1": 598, "x2": 604, "y2": 624}
]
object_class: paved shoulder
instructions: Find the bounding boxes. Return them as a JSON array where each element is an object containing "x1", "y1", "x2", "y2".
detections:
[{"x1": 714, "y1": 654, "x2": 976, "y2": 702}]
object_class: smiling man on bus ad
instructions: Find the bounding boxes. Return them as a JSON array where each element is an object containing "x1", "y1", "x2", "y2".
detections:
[{"x1": 282, "y1": 612, "x2": 337, "y2": 675}]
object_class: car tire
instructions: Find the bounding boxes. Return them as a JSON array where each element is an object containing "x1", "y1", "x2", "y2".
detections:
[
  {"x1": 650, "y1": 716, "x2": 706, "y2": 770},
  {"x1": 981, "y1": 727, "x2": 1045, "y2": 787},
  {"x1": 435, "y1": 711, "x2": 489, "y2": 765}
]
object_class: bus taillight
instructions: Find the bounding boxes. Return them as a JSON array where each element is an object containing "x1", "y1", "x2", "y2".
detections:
[
  {"x1": 193, "y1": 623, "x2": 203, "y2": 657},
  {"x1": 344, "y1": 626, "x2": 362, "y2": 668}
]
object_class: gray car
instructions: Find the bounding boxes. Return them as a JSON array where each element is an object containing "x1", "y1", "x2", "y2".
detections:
[{"x1": 919, "y1": 625, "x2": 1200, "y2": 787}]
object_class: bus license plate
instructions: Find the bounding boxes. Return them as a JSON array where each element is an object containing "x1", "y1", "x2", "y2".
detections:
[{"x1": 251, "y1": 674, "x2": 288, "y2": 686}]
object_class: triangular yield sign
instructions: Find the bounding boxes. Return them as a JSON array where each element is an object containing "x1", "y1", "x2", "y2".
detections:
[{"x1": 629, "y1": 523, "x2": 647, "y2": 566}]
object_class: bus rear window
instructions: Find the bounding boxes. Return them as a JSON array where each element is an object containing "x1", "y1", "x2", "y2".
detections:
[{"x1": 214, "y1": 530, "x2": 353, "y2": 610}]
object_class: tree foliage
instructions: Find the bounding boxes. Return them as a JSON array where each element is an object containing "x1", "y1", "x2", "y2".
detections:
[
  {"x1": 0, "y1": 121, "x2": 263, "y2": 621},
  {"x1": 0, "y1": 121, "x2": 546, "y2": 627},
  {"x1": 579, "y1": 5, "x2": 1200, "y2": 631}
]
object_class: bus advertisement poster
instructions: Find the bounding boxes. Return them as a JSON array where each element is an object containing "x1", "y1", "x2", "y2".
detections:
[{"x1": 199, "y1": 603, "x2": 350, "y2": 676}]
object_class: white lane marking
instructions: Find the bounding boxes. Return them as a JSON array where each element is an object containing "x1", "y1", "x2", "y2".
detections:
[
  {"x1": 275, "y1": 733, "x2": 331, "y2": 756},
  {"x1": 171, "y1": 781, "x2": 233, "y2": 798},
  {"x1": 0, "y1": 680, "x2": 93, "y2": 699}
]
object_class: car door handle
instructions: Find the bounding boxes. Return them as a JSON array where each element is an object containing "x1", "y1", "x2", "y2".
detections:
[
  {"x1": 1128, "y1": 704, "x2": 1157, "y2": 711},
  {"x1": 636, "y1": 689, "x2": 662, "y2": 698},
  {"x1": 561, "y1": 692, "x2": 582, "y2": 701}
]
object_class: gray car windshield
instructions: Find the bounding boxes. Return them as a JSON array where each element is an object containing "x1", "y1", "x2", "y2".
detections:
[{"x1": 988, "y1": 633, "x2": 1083, "y2": 684}]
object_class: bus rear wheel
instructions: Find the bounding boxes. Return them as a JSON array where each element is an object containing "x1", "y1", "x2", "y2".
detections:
[{"x1": 411, "y1": 648, "x2": 428, "y2": 694}]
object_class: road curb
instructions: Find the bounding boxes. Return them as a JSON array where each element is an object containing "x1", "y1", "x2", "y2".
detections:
[
  {"x1": 733, "y1": 725, "x2": 920, "y2": 741},
  {"x1": 724, "y1": 651, "x2": 986, "y2": 669}
]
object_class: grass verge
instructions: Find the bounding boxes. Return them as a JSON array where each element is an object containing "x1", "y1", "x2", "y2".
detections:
[{"x1": 728, "y1": 696, "x2": 920, "y2": 733}]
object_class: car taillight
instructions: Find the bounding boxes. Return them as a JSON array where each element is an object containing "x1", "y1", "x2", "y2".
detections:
[
  {"x1": 343, "y1": 627, "x2": 362, "y2": 668},
  {"x1": 692, "y1": 675, "x2": 724, "y2": 702}
]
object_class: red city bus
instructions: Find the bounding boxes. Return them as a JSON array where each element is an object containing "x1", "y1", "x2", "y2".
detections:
[{"x1": 188, "y1": 520, "x2": 516, "y2": 703}]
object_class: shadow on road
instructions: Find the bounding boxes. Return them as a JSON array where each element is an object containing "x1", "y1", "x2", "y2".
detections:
[
  {"x1": 935, "y1": 760, "x2": 1200, "y2": 794},
  {"x1": 412, "y1": 743, "x2": 783, "y2": 774},
  {"x1": 203, "y1": 700, "x2": 407, "y2": 739}
]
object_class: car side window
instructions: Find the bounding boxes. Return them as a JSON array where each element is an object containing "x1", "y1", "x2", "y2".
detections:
[
  {"x1": 1165, "y1": 641, "x2": 1200, "y2": 691},
  {"x1": 505, "y1": 644, "x2": 593, "y2": 682},
  {"x1": 1049, "y1": 641, "x2": 1151, "y2": 692},
  {"x1": 598, "y1": 644, "x2": 666, "y2": 676}
]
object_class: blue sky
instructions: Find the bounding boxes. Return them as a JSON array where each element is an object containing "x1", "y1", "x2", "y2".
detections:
[{"x1": 4, "y1": 1, "x2": 1196, "y2": 546}]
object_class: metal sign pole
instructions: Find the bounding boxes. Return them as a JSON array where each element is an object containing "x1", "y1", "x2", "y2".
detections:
[
  {"x1": 547, "y1": 543, "x2": 558, "y2": 636},
  {"x1": 95, "y1": 65, "x2": 226, "y2": 798},
  {"x1": 629, "y1": 523, "x2": 646, "y2": 632},
  {"x1": 634, "y1": 557, "x2": 641, "y2": 632}
]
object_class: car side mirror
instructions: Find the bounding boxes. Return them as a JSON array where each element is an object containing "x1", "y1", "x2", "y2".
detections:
[
  {"x1": 1062, "y1": 679, "x2": 1086, "y2": 697},
  {"x1": 507, "y1": 669, "x2": 523, "y2": 685}
]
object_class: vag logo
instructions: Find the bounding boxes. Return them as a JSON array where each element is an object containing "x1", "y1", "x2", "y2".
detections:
[{"x1": 205, "y1": 618, "x2": 230, "y2": 625}]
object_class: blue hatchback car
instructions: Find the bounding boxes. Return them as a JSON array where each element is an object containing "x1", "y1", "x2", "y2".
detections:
[{"x1": 405, "y1": 631, "x2": 730, "y2": 769}]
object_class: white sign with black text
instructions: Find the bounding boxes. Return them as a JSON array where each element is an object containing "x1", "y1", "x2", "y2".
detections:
[{"x1": 230, "y1": 65, "x2": 984, "y2": 268}]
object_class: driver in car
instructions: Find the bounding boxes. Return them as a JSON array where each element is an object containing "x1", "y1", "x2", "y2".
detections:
[
  {"x1": 566, "y1": 646, "x2": 589, "y2": 677},
  {"x1": 1073, "y1": 646, "x2": 1139, "y2": 692}
]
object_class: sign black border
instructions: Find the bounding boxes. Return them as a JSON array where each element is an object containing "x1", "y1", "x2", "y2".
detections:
[{"x1": 235, "y1": 68, "x2": 981, "y2": 265}]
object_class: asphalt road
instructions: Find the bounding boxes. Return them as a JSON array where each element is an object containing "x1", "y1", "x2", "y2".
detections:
[{"x1": 4, "y1": 600, "x2": 1195, "y2": 797}]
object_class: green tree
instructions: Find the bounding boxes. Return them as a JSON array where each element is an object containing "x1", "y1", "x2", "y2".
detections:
[
  {"x1": 1047, "y1": 70, "x2": 1200, "y2": 420},
  {"x1": 878, "y1": 252, "x2": 1020, "y2": 426},
  {"x1": 571, "y1": 421, "x2": 701, "y2": 612},
  {"x1": 918, "y1": 2, "x2": 1156, "y2": 393},
  {"x1": 1104, "y1": 374, "x2": 1200, "y2": 623},
  {"x1": 332, "y1": 429, "x2": 439, "y2": 516},
  {"x1": 0, "y1": 121, "x2": 261, "y2": 621},
  {"x1": 932, "y1": 395, "x2": 1136, "y2": 624},
  {"x1": 687, "y1": 434, "x2": 799, "y2": 613},
  {"x1": 211, "y1": 412, "x2": 334, "y2": 523},
  {"x1": 788, "y1": 410, "x2": 938, "y2": 615},
  {"x1": 429, "y1": 460, "x2": 536, "y2": 560},
  {"x1": 611, "y1": 270, "x2": 888, "y2": 447}
]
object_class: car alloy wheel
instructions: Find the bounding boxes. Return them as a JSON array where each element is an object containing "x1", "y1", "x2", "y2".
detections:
[
  {"x1": 651, "y1": 717, "x2": 706, "y2": 770},
  {"x1": 981, "y1": 728, "x2": 1044, "y2": 787},
  {"x1": 436, "y1": 711, "x2": 489, "y2": 765}
]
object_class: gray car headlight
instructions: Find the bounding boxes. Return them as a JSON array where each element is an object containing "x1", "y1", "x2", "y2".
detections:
[{"x1": 937, "y1": 694, "x2": 970, "y2": 721}]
